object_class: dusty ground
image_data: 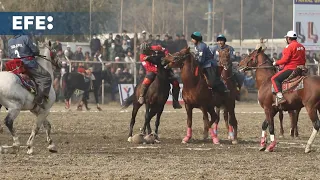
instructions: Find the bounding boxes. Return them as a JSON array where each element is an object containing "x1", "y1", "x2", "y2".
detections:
[{"x1": 0, "y1": 102, "x2": 319, "y2": 180}]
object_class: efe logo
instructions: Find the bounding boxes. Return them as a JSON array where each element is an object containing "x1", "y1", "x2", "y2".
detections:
[{"x1": 12, "y1": 16, "x2": 53, "y2": 30}]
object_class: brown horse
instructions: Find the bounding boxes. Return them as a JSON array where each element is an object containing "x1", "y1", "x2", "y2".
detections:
[
  {"x1": 162, "y1": 47, "x2": 238, "y2": 144},
  {"x1": 238, "y1": 47, "x2": 320, "y2": 153},
  {"x1": 122, "y1": 56, "x2": 171, "y2": 143},
  {"x1": 216, "y1": 48, "x2": 239, "y2": 140}
]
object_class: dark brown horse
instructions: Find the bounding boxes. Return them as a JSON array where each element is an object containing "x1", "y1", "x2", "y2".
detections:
[
  {"x1": 162, "y1": 47, "x2": 238, "y2": 144},
  {"x1": 238, "y1": 47, "x2": 319, "y2": 153},
  {"x1": 216, "y1": 48, "x2": 238, "y2": 140},
  {"x1": 122, "y1": 56, "x2": 171, "y2": 143}
]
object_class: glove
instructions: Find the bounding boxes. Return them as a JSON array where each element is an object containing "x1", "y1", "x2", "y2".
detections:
[{"x1": 272, "y1": 61, "x2": 277, "y2": 66}]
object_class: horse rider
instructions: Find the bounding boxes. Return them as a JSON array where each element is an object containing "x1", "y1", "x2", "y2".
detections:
[
  {"x1": 211, "y1": 34, "x2": 244, "y2": 100},
  {"x1": 138, "y1": 43, "x2": 182, "y2": 109},
  {"x1": 190, "y1": 32, "x2": 229, "y2": 94},
  {"x1": 8, "y1": 33, "x2": 52, "y2": 109},
  {"x1": 271, "y1": 30, "x2": 306, "y2": 105}
]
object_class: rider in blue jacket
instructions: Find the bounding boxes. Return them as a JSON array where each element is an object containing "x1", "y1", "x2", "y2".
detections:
[
  {"x1": 191, "y1": 32, "x2": 229, "y2": 94},
  {"x1": 8, "y1": 33, "x2": 52, "y2": 109},
  {"x1": 211, "y1": 34, "x2": 244, "y2": 100}
]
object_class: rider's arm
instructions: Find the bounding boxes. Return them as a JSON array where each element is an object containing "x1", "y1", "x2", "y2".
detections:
[
  {"x1": 197, "y1": 45, "x2": 207, "y2": 65},
  {"x1": 144, "y1": 55, "x2": 160, "y2": 65},
  {"x1": 229, "y1": 47, "x2": 236, "y2": 61},
  {"x1": 276, "y1": 46, "x2": 292, "y2": 65},
  {"x1": 25, "y1": 36, "x2": 40, "y2": 56}
]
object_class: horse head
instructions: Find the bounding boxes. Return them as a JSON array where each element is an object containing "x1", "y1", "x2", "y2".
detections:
[
  {"x1": 161, "y1": 47, "x2": 192, "y2": 69},
  {"x1": 218, "y1": 47, "x2": 231, "y2": 70},
  {"x1": 42, "y1": 40, "x2": 62, "y2": 70},
  {"x1": 238, "y1": 46, "x2": 269, "y2": 72}
]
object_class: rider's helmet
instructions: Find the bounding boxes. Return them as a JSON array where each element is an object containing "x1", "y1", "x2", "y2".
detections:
[
  {"x1": 191, "y1": 32, "x2": 202, "y2": 42},
  {"x1": 216, "y1": 34, "x2": 227, "y2": 42},
  {"x1": 284, "y1": 30, "x2": 297, "y2": 38}
]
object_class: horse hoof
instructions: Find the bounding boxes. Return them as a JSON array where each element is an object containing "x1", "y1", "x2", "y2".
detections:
[
  {"x1": 212, "y1": 137, "x2": 220, "y2": 145},
  {"x1": 182, "y1": 136, "x2": 191, "y2": 144},
  {"x1": 305, "y1": 145, "x2": 311, "y2": 153},
  {"x1": 259, "y1": 146, "x2": 266, "y2": 151},
  {"x1": 0, "y1": 127, "x2": 3, "y2": 134},
  {"x1": 48, "y1": 144, "x2": 57, "y2": 153},
  {"x1": 128, "y1": 136, "x2": 133, "y2": 143},
  {"x1": 265, "y1": 141, "x2": 276, "y2": 152},
  {"x1": 27, "y1": 147, "x2": 33, "y2": 155},
  {"x1": 97, "y1": 107, "x2": 102, "y2": 111},
  {"x1": 232, "y1": 140, "x2": 238, "y2": 145}
]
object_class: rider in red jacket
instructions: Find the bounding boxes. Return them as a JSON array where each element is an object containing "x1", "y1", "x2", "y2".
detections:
[
  {"x1": 271, "y1": 30, "x2": 306, "y2": 105},
  {"x1": 139, "y1": 43, "x2": 182, "y2": 109}
]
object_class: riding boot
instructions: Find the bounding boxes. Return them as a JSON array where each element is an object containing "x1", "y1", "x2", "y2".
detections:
[
  {"x1": 138, "y1": 84, "x2": 149, "y2": 104},
  {"x1": 34, "y1": 91, "x2": 46, "y2": 109},
  {"x1": 235, "y1": 83, "x2": 241, "y2": 101},
  {"x1": 172, "y1": 87, "x2": 182, "y2": 109},
  {"x1": 272, "y1": 92, "x2": 287, "y2": 106}
]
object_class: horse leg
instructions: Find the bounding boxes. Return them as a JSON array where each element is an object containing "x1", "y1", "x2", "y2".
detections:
[
  {"x1": 265, "y1": 108, "x2": 277, "y2": 152},
  {"x1": 295, "y1": 108, "x2": 301, "y2": 138},
  {"x1": 43, "y1": 118, "x2": 57, "y2": 153},
  {"x1": 4, "y1": 109, "x2": 20, "y2": 152},
  {"x1": 208, "y1": 108, "x2": 220, "y2": 144},
  {"x1": 224, "y1": 109, "x2": 231, "y2": 139},
  {"x1": 154, "y1": 106, "x2": 165, "y2": 143},
  {"x1": 182, "y1": 104, "x2": 193, "y2": 143},
  {"x1": 141, "y1": 103, "x2": 152, "y2": 135},
  {"x1": 259, "y1": 120, "x2": 269, "y2": 151},
  {"x1": 128, "y1": 102, "x2": 142, "y2": 142},
  {"x1": 144, "y1": 108, "x2": 157, "y2": 135},
  {"x1": 304, "y1": 106, "x2": 320, "y2": 153},
  {"x1": 279, "y1": 110, "x2": 284, "y2": 138},
  {"x1": 228, "y1": 109, "x2": 238, "y2": 144},
  {"x1": 94, "y1": 85, "x2": 102, "y2": 111},
  {"x1": 200, "y1": 107, "x2": 209, "y2": 141},
  {"x1": 64, "y1": 87, "x2": 74, "y2": 109},
  {"x1": 26, "y1": 111, "x2": 48, "y2": 155}
]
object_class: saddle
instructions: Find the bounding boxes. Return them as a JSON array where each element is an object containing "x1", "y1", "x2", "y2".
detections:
[
  {"x1": 272, "y1": 66, "x2": 308, "y2": 93},
  {"x1": 5, "y1": 59, "x2": 37, "y2": 94}
]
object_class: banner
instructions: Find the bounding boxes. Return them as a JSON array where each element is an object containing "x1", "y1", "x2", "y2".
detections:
[
  {"x1": 118, "y1": 84, "x2": 184, "y2": 106},
  {"x1": 293, "y1": 1, "x2": 320, "y2": 50}
]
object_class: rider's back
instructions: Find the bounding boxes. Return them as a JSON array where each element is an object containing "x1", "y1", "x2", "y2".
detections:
[
  {"x1": 8, "y1": 35, "x2": 39, "y2": 58},
  {"x1": 278, "y1": 40, "x2": 305, "y2": 70}
]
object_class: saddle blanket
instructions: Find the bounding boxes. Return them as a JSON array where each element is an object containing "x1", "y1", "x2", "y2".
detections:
[
  {"x1": 271, "y1": 78, "x2": 305, "y2": 93},
  {"x1": 14, "y1": 74, "x2": 37, "y2": 94}
]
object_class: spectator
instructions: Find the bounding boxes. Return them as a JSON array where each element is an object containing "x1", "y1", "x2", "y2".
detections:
[
  {"x1": 112, "y1": 56, "x2": 124, "y2": 70},
  {"x1": 122, "y1": 39, "x2": 130, "y2": 54},
  {"x1": 108, "y1": 43, "x2": 116, "y2": 61},
  {"x1": 243, "y1": 71, "x2": 255, "y2": 90},
  {"x1": 271, "y1": 53, "x2": 278, "y2": 61},
  {"x1": 74, "y1": 46, "x2": 84, "y2": 60},
  {"x1": 173, "y1": 34, "x2": 181, "y2": 52},
  {"x1": 64, "y1": 44, "x2": 74, "y2": 60},
  {"x1": 90, "y1": 33, "x2": 101, "y2": 57},
  {"x1": 235, "y1": 52, "x2": 241, "y2": 62},
  {"x1": 147, "y1": 34, "x2": 154, "y2": 45},
  {"x1": 166, "y1": 36, "x2": 175, "y2": 54},
  {"x1": 139, "y1": 31, "x2": 147, "y2": 43},
  {"x1": 103, "y1": 33, "x2": 115, "y2": 61},
  {"x1": 179, "y1": 34, "x2": 188, "y2": 50},
  {"x1": 121, "y1": 30, "x2": 130, "y2": 41},
  {"x1": 53, "y1": 40, "x2": 62, "y2": 52},
  {"x1": 124, "y1": 51, "x2": 134, "y2": 73},
  {"x1": 152, "y1": 34, "x2": 163, "y2": 46}
]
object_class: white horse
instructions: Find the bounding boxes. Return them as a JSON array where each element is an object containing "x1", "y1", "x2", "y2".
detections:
[{"x1": 0, "y1": 41, "x2": 61, "y2": 154}]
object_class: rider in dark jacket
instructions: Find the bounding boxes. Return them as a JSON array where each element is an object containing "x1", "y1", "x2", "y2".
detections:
[{"x1": 8, "y1": 34, "x2": 52, "y2": 109}]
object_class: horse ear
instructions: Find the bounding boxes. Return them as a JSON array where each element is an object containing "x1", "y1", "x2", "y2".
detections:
[
  {"x1": 48, "y1": 41, "x2": 51, "y2": 47},
  {"x1": 257, "y1": 46, "x2": 262, "y2": 53},
  {"x1": 186, "y1": 47, "x2": 190, "y2": 53}
]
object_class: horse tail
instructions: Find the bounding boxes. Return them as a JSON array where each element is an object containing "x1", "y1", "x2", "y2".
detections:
[{"x1": 121, "y1": 94, "x2": 135, "y2": 109}]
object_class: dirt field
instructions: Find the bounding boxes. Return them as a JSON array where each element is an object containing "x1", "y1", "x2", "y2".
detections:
[{"x1": 0, "y1": 102, "x2": 320, "y2": 180}]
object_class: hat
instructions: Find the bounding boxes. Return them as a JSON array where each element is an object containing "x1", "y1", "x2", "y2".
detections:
[
  {"x1": 142, "y1": 30, "x2": 147, "y2": 34},
  {"x1": 284, "y1": 30, "x2": 297, "y2": 38},
  {"x1": 191, "y1": 32, "x2": 202, "y2": 42},
  {"x1": 217, "y1": 34, "x2": 227, "y2": 42}
]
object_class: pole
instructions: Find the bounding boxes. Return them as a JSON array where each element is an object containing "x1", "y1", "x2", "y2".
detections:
[
  {"x1": 182, "y1": 0, "x2": 185, "y2": 35},
  {"x1": 240, "y1": 0, "x2": 243, "y2": 54},
  {"x1": 119, "y1": 0, "x2": 123, "y2": 34},
  {"x1": 271, "y1": 0, "x2": 274, "y2": 56},
  {"x1": 134, "y1": 0, "x2": 137, "y2": 85},
  {"x1": 89, "y1": 0, "x2": 92, "y2": 40},
  {"x1": 221, "y1": 10, "x2": 224, "y2": 35},
  {"x1": 207, "y1": 0, "x2": 213, "y2": 42},
  {"x1": 98, "y1": 56, "x2": 105, "y2": 104},
  {"x1": 152, "y1": 0, "x2": 155, "y2": 34},
  {"x1": 212, "y1": 0, "x2": 216, "y2": 44}
]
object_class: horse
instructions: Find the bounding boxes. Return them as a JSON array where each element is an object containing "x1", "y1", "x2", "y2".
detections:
[
  {"x1": 216, "y1": 48, "x2": 239, "y2": 140},
  {"x1": 122, "y1": 55, "x2": 171, "y2": 143},
  {"x1": 62, "y1": 70, "x2": 112, "y2": 111},
  {"x1": 238, "y1": 47, "x2": 319, "y2": 153},
  {"x1": 162, "y1": 47, "x2": 238, "y2": 144},
  {"x1": 0, "y1": 41, "x2": 61, "y2": 154}
]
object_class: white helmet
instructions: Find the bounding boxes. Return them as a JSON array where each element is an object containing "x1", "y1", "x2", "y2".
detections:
[{"x1": 284, "y1": 30, "x2": 297, "y2": 38}]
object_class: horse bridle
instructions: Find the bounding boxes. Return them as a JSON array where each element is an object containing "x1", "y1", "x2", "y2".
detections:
[
  {"x1": 41, "y1": 43, "x2": 60, "y2": 68},
  {"x1": 241, "y1": 51, "x2": 275, "y2": 71}
]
